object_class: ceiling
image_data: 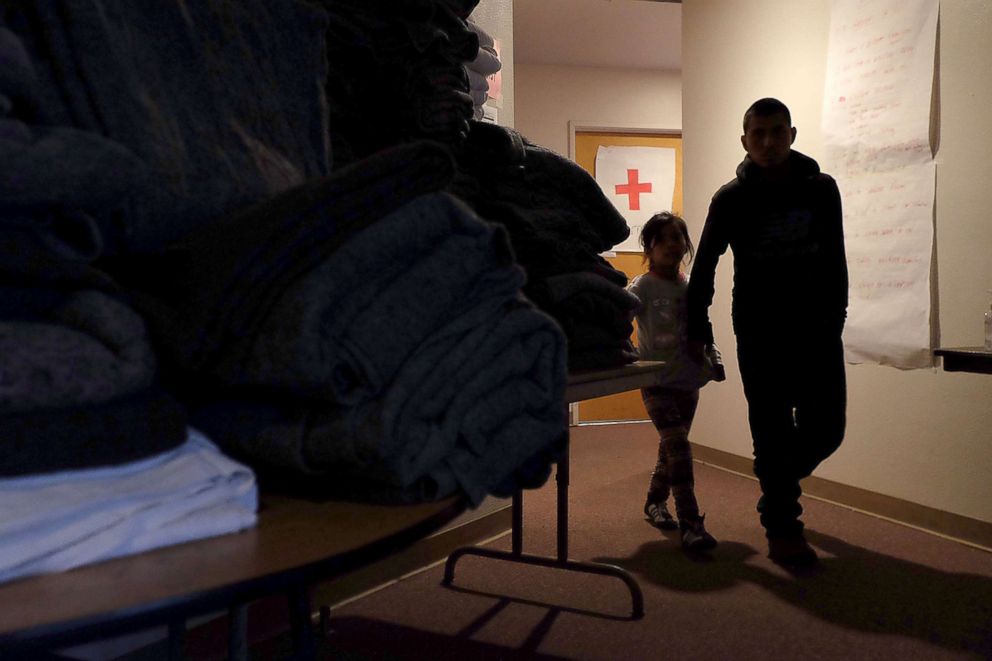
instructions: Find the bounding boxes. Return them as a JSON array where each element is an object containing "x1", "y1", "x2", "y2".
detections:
[{"x1": 512, "y1": 0, "x2": 682, "y2": 71}]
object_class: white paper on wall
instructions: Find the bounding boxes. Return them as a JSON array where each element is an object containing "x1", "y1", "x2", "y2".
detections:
[
  {"x1": 594, "y1": 146, "x2": 676, "y2": 252},
  {"x1": 821, "y1": 0, "x2": 939, "y2": 369}
]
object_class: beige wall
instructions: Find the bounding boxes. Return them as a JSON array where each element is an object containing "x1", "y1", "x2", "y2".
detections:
[
  {"x1": 514, "y1": 64, "x2": 681, "y2": 155},
  {"x1": 682, "y1": 0, "x2": 992, "y2": 524},
  {"x1": 516, "y1": 2, "x2": 992, "y2": 526}
]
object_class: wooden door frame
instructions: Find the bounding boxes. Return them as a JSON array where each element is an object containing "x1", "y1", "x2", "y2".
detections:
[{"x1": 567, "y1": 121, "x2": 683, "y2": 162}]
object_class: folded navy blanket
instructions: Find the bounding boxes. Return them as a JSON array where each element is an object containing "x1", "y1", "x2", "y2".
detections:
[
  {"x1": 191, "y1": 299, "x2": 567, "y2": 506},
  {"x1": 0, "y1": 205, "x2": 172, "y2": 436},
  {"x1": 6, "y1": 0, "x2": 331, "y2": 252},
  {"x1": 0, "y1": 228, "x2": 187, "y2": 475}
]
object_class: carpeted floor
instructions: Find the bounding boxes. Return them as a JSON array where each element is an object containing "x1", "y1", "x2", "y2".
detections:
[{"x1": 315, "y1": 422, "x2": 992, "y2": 660}]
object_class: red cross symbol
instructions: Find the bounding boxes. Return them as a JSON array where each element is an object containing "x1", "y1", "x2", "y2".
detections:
[{"x1": 615, "y1": 169, "x2": 652, "y2": 211}]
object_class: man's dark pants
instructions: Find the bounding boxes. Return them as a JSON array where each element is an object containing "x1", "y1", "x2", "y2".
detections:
[{"x1": 736, "y1": 331, "x2": 846, "y2": 539}]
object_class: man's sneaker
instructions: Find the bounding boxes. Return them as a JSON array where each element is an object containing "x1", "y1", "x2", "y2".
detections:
[
  {"x1": 680, "y1": 516, "x2": 717, "y2": 551},
  {"x1": 644, "y1": 501, "x2": 678, "y2": 530},
  {"x1": 767, "y1": 533, "x2": 818, "y2": 567}
]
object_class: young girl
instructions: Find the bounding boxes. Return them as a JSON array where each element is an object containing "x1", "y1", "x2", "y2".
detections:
[{"x1": 627, "y1": 212, "x2": 723, "y2": 552}]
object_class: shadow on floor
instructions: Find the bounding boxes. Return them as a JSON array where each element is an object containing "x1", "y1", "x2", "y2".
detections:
[
  {"x1": 313, "y1": 610, "x2": 573, "y2": 661},
  {"x1": 593, "y1": 528, "x2": 992, "y2": 657}
]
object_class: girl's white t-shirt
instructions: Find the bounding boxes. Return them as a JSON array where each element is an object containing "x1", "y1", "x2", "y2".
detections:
[{"x1": 627, "y1": 271, "x2": 715, "y2": 391}]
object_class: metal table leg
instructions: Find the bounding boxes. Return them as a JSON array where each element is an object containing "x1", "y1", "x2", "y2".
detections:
[
  {"x1": 287, "y1": 585, "x2": 315, "y2": 660},
  {"x1": 228, "y1": 604, "x2": 248, "y2": 661},
  {"x1": 442, "y1": 431, "x2": 644, "y2": 619}
]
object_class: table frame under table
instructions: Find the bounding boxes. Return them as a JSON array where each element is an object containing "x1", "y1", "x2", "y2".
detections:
[{"x1": 443, "y1": 360, "x2": 668, "y2": 619}]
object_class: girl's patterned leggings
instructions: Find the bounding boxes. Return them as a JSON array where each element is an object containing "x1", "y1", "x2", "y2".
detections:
[{"x1": 641, "y1": 386, "x2": 701, "y2": 524}]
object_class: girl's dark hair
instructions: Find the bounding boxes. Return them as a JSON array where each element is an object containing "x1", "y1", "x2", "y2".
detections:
[{"x1": 639, "y1": 211, "x2": 694, "y2": 268}]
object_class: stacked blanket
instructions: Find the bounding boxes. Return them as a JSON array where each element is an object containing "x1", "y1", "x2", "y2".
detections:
[
  {"x1": 106, "y1": 141, "x2": 459, "y2": 385},
  {"x1": 191, "y1": 289, "x2": 566, "y2": 505},
  {"x1": 3, "y1": 1, "x2": 574, "y2": 511},
  {"x1": 108, "y1": 141, "x2": 568, "y2": 505},
  {"x1": 526, "y1": 271, "x2": 641, "y2": 371},
  {"x1": 465, "y1": 19, "x2": 501, "y2": 120},
  {"x1": 4, "y1": 0, "x2": 332, "y2": 254},
  {"x1": 314, "y1": 0, "x2": 480, "y2": 165},
  {"x1": 451, "y1": 122, "x2": 640, "y2": 370},
  {"x1": 0, "y1": 22, "x2": 188, "y2": 476}
]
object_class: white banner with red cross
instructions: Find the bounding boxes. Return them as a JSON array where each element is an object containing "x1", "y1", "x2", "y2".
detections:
[{"x1": 594, "y1": 145, "x2": 676, "y2": 253}]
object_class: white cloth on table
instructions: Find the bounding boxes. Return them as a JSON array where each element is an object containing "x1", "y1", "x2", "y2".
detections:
[
  {"x1": 468, "y1": 69, "x2": 490, "y2": 92},
  {"x1": 0, "y1": 427, "x2": 257, "y2": 584},
  {"x1": 468, "y1": 46, "x2": 501, "y2": 76},
  {"x1": 465, "y1": 20, "x2": 501, "y2": 121}
]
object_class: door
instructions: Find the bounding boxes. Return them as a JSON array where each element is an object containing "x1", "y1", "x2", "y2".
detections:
[{"x1": 573, "y1": 130, "x2": 683, "y2": 422}]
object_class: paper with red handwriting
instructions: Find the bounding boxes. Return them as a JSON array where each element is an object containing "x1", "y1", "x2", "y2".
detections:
[{"x1": 821, "y1": 0, "x2": 938, "y2": 369}]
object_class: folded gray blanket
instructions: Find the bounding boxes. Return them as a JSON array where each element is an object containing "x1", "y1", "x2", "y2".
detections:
[
  {"x1": 108, "y1": 141, "x2": 458, "y2": 386},
  {"x1": 317, "y1": 0, "x2": 477, "y2": 165},
  {"x1": 0, "y1": 23, "x2": 148, "y2": 255},
  {"x1": 192, "y1": 299, "x2": 567, "y2": 506},
  {"x1": 525, "y1": 271, "x2": 640, "y2": 371},
  {"x1": 0, "y1": 22, "x2": 187, "y2": 474},
  {"x1": 243, "y1": 192, "x2": 523, "y2": 404},
  {"x1": 188, "y1": 191, "x2": 568, "y2": 505},
  {"x1": 452, "y1": 122, "x2": 631, "y2": 262},
  {"x1": 5, "y1": 0, "x2": 331, "y2": 252},
  {"x1": 0, "y1": 288, "x2": 156, "y2": 413},
  {"x1": 526, "y1": 270, "x2": 639, "y2": 338}
]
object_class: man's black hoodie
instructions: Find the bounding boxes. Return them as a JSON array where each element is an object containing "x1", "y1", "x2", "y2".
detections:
[{"x1": 687, "y1": 150, "x2": 848, "y2": 345}]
